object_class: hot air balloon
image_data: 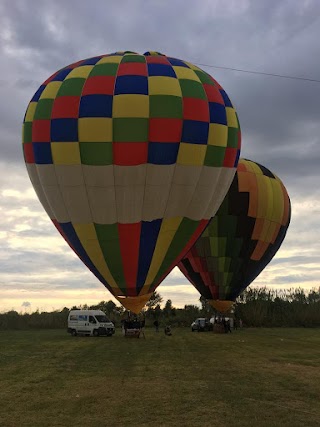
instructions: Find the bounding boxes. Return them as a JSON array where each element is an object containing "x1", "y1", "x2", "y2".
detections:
[
  {"x1": 22, "y1": 51, "x2": 241, "y2": 313},
  {"x1": 178, "y1": 159, "x2": 291, "y2": 313}
]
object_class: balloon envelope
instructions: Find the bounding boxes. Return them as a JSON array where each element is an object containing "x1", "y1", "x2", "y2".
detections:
[
  {"x1": 22, "y1": 51, "x2": 241, "y2": 312},
  {"x1": 178, "y1": 158, "x2": 291, "y2": 312}
]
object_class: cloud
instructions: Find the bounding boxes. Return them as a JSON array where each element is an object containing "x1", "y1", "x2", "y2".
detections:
[{"x1": 0, "y1": 0, "x2": 320, "y2": 311}]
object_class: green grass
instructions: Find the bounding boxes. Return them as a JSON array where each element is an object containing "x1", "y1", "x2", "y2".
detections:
[{"x1": 0, "y1": 328, "x2": 319, "y2": 427}]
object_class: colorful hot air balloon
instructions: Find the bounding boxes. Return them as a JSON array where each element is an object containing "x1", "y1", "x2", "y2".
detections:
[
  {"x1": 178, "y1": 159, "x2": 291, "y2": 313},
  {"x1": 22, "y1": 51, "x2": 241, "y2": 313}
]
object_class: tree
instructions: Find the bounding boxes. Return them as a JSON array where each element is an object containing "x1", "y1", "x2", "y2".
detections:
[
  {"x1": 163, "y1": 299, "x2": 175, "y2": 317},
  {"x1": 145, "y1": 292, "x2": 163, "y2": 310}
]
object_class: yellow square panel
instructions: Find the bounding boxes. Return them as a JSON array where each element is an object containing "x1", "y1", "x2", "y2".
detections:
[
  {"x1": 25, "y1": 102, "x2": 37, "y2": 122},
  {"x1": 148, "y1": 76, "x2": 182, "y2": 96},
  {"x1": 39, "y1": 82, "x2": 62, "y2": 99},
  {"x1": 51, "y1": 142, "x2": 81, "y2": 165},
  {"x1": 65, "y1": 66, "x2": 94, "y2": 79},
  {"x1": 183, "y1": 62, "x2": 203, "y2": 71},
  {"x1": 173, "y1": 66, "x2": 200, "y2": 81},
  {"x1": 97, "y1": 56, "x2": 123, "y2": 64},
  {"x1": 78, "y1": 118, "x2": 112, "y2": 142},
  {"x1": 256, "y1": 175, "x2": 269, "y2": 218},
  {"x1": 226, "y1": 107, "x2": 238, "y2": 128},
  {"x1": 208, "y1": 123, "x2": 228, "y2": 147},
  {"x1": 270, "y1": 179, "x2": 284, "y2": 222},
  {"x1": 265, "y1": 221, "x2": 278, "y2": 243},
  {"x1": 177, "y1": 143, "x2": 206, "y2": 166},
  {"x1": 113, "y1": 94, "x2": 149, "y2": 118}
]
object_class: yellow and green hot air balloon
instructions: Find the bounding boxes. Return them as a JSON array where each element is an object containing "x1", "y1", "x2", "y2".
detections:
[
  {"x1": 22, "y1": 51, "x2": 241, "y2": 313},
  {"x1": 178, "y1": 159, "x2": 291, "y2": 313}
]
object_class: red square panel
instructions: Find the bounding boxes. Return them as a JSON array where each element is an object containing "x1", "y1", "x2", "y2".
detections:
[
  {"x1": 43, "y1": 72, "x2": 59, "y2": 85},
  {"x1": 52, "y1": 96, "x2": 80, "y2": 118},
  {"x1": 183, "y1": 98, "x2": 209, "y2": 122},
  {"x1": 113, "y1": 142, "x2": 148, "y2": 165},
  {"x1": 67, "y1": 60, "x2": 86, "y2": 69},
  {"x1": 23, "y1": 143, "x2": 35, "y2": 163},
  {"x1": 237, "y1": 130, "x2": 241, "y2": 149},
  {"x1": 32, "y1": 120, "x2": 51, "y2": 142},
  {"x1": 117, "y1": 63, "x2": 148, "y2": 76},
  {"x1": 145, "y1": 56, "x2": 171, "y2": 65},
  {"x1": 223, "y1": 147, "x2": 238, "y2": 168},
  {"x1": 203, "y1": 84, "x2": 224, "y2": 104},
  {"x1": 208, "y1": 76, "x2": 222, "y2": 89},
  {"x1": 118, "y1": 222, "x2": 141, "y2": 288},
  {"x1": 149, "y1": 118, "x2": 182, "y2": 143},
  {"x1": 82, "y1": 76, "x2": 115, "y2": 95}
]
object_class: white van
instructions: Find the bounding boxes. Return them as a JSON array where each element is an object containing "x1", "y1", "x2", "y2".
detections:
[{"x1": 67, "y1": 310, "x2": 115, "y2": 337}]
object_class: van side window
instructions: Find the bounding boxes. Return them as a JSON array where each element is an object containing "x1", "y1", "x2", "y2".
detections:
[{"x1": 89, "y1": 316, "x2": 96, "y2": 324}]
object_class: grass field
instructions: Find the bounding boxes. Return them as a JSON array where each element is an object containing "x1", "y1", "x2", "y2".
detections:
[{"x1": 0, "y1": 327, "x2": 319, "y2": 427}]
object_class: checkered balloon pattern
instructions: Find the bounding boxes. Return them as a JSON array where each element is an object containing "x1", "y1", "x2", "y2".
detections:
[
  {"x1": 22, "y1": 51, "x2": 241, "y2": 312},
  {"x1": 178, "y1": 159, "x2": 291, "y2": 303}
]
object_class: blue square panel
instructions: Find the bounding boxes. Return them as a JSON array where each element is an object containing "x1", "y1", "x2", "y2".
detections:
[
  {"x1": 114, "y1": 75, "x2": 148, "y2": 95},
  {"x1": 181, "y1": 120, "x2": 209, "y2": 144},
  {"x1": 33, "y1": 142, "x2": 53, "y2": 164},
  {"x1": 51, "y1": 118, "x2": 78, "y2": 142},
  {"x1": 31, "y1": 85, "x2": 46, "y2": 102},
  {"x1": 81, "y1": 57, "x2": 101, "y2": 65},
  {"x1": 219, "y1": 90, "x2": 233, "y2": 107},
  {"x1": 209, "y1": 103, "x2": 227, "y2": 125},
  {"x1": 79, "y1": 94, "x2": 113, "y2": 117},
  {"x1": 147, "y1": 64, "x2": 176, "y2": 77},
  {"x1": 148, "y1": 142, "x2": 179, "y2": 164},
  {"x1": 51, "y1": 68, "x2": 72, "y2": 82},
  {"x1": 167, "y1": 58, "x2": 190, "y2": 67}
]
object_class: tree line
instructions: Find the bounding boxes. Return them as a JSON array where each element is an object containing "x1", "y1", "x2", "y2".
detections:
[{"x1": 0, "y1": 287, "x2": 319, "y2": 330}]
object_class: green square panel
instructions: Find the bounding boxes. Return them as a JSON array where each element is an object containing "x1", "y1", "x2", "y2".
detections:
[
  {"x1": 57, "y1": 78, "x2": 86, "y2": 96},
  {"x1": 227, "y1": 127, "x2": 239, "y2": 148},
  {"x1": 94, "y1": 223, "x2": 126, "y2": 291},
  {"x1": 149, "y1": 95, "x2": 183, "y2": 118},
  {"x1": 208, "y1": 216, "x2": 218, "y2": 235},
  {"x1": 90, "y1": 63, "x2": 119, "y2": 76},
  {"x1": 80, "y1": 142, "x2": 113, "y2": 165},
  {"x1": 207, "y1": 256, "x2": 219, "y2": 273},
  {"x1": 194, "y1": 70, "x2": 215, "y2": 85},
  {"x1": 23, "y1": 122, "x2": 33, "y2": 143},
  {"x1": 179, "y1": 79, "x2": 206, "y2": 99},
  {"x1": 121, "y1": 54, "x2": 146, "y2": 63},
  {"x1": 204, "y1": 146, "x2": 225, "y2": 167},
  {"x1": 113, "y1": 118, "x2": 149, "y2": 142},
  {"x1": 34, "y1": 99, "x2": 54, "y2": 120},
  {"x1": 209, "y1": 236, "x2": 219, "y2": 257}
]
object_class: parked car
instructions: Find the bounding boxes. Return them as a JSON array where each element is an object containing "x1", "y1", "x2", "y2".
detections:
[
  {"x1": 191, "y1": 318, "x2": 212, "y2": 332},
  {"x1": 67, "y1": 310, "x2": 115, "y2": 337}
]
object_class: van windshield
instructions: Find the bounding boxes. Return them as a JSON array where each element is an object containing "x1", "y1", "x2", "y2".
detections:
[{"x1": 95, "y1": 315, "x2": 110, "y2": 323}]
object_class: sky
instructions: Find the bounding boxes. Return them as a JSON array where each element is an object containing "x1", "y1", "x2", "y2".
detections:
[{"x1": 0, "y1": 0, "x2": 320, "y2": 313}]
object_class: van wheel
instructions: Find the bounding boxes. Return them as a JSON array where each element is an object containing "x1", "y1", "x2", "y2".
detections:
[
  {"x1": 71, "y1": 329, "x2": 77, "y2": 337},
  {"x1": 93, "y1": 329, "x2": 99, "y2": 337}
]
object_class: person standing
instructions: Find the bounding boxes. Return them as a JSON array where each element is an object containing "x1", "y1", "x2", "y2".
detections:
[{"x1": 153, "y1": 320, "x2": 159, "y2": 332}]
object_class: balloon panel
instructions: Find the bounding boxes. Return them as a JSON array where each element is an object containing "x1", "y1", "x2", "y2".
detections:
[
  {"x1": 23, "y1": 51, "x2": 241, "y2": 299},
  {"x1": 179, "y1": 159, "x2": 291, "y2": 301}
]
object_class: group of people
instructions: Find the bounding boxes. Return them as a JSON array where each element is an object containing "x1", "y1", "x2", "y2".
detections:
[
  {"x1": 154, "y1": 320, "x2": 172, "y2": 336},
  {"x1": 211, "y1": 316, "x2": 243, "y2": 333},
  {"x1": 121, "y1": 316, "x2": 172, "y2": 338}
]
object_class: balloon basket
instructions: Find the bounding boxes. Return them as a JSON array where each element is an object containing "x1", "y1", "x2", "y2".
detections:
[{"x1": 213, "y1": 323, "x2": 226, "y2": 334}]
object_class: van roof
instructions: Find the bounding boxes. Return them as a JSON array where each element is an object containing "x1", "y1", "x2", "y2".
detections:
[{"x1": 69, "y1": 310, "x2": 106, "y2": 315}]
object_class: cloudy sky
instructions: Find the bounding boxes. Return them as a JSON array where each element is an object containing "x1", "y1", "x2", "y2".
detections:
[{"x1": 1, "y1": 0, "x2": 319, "y2": 313}]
